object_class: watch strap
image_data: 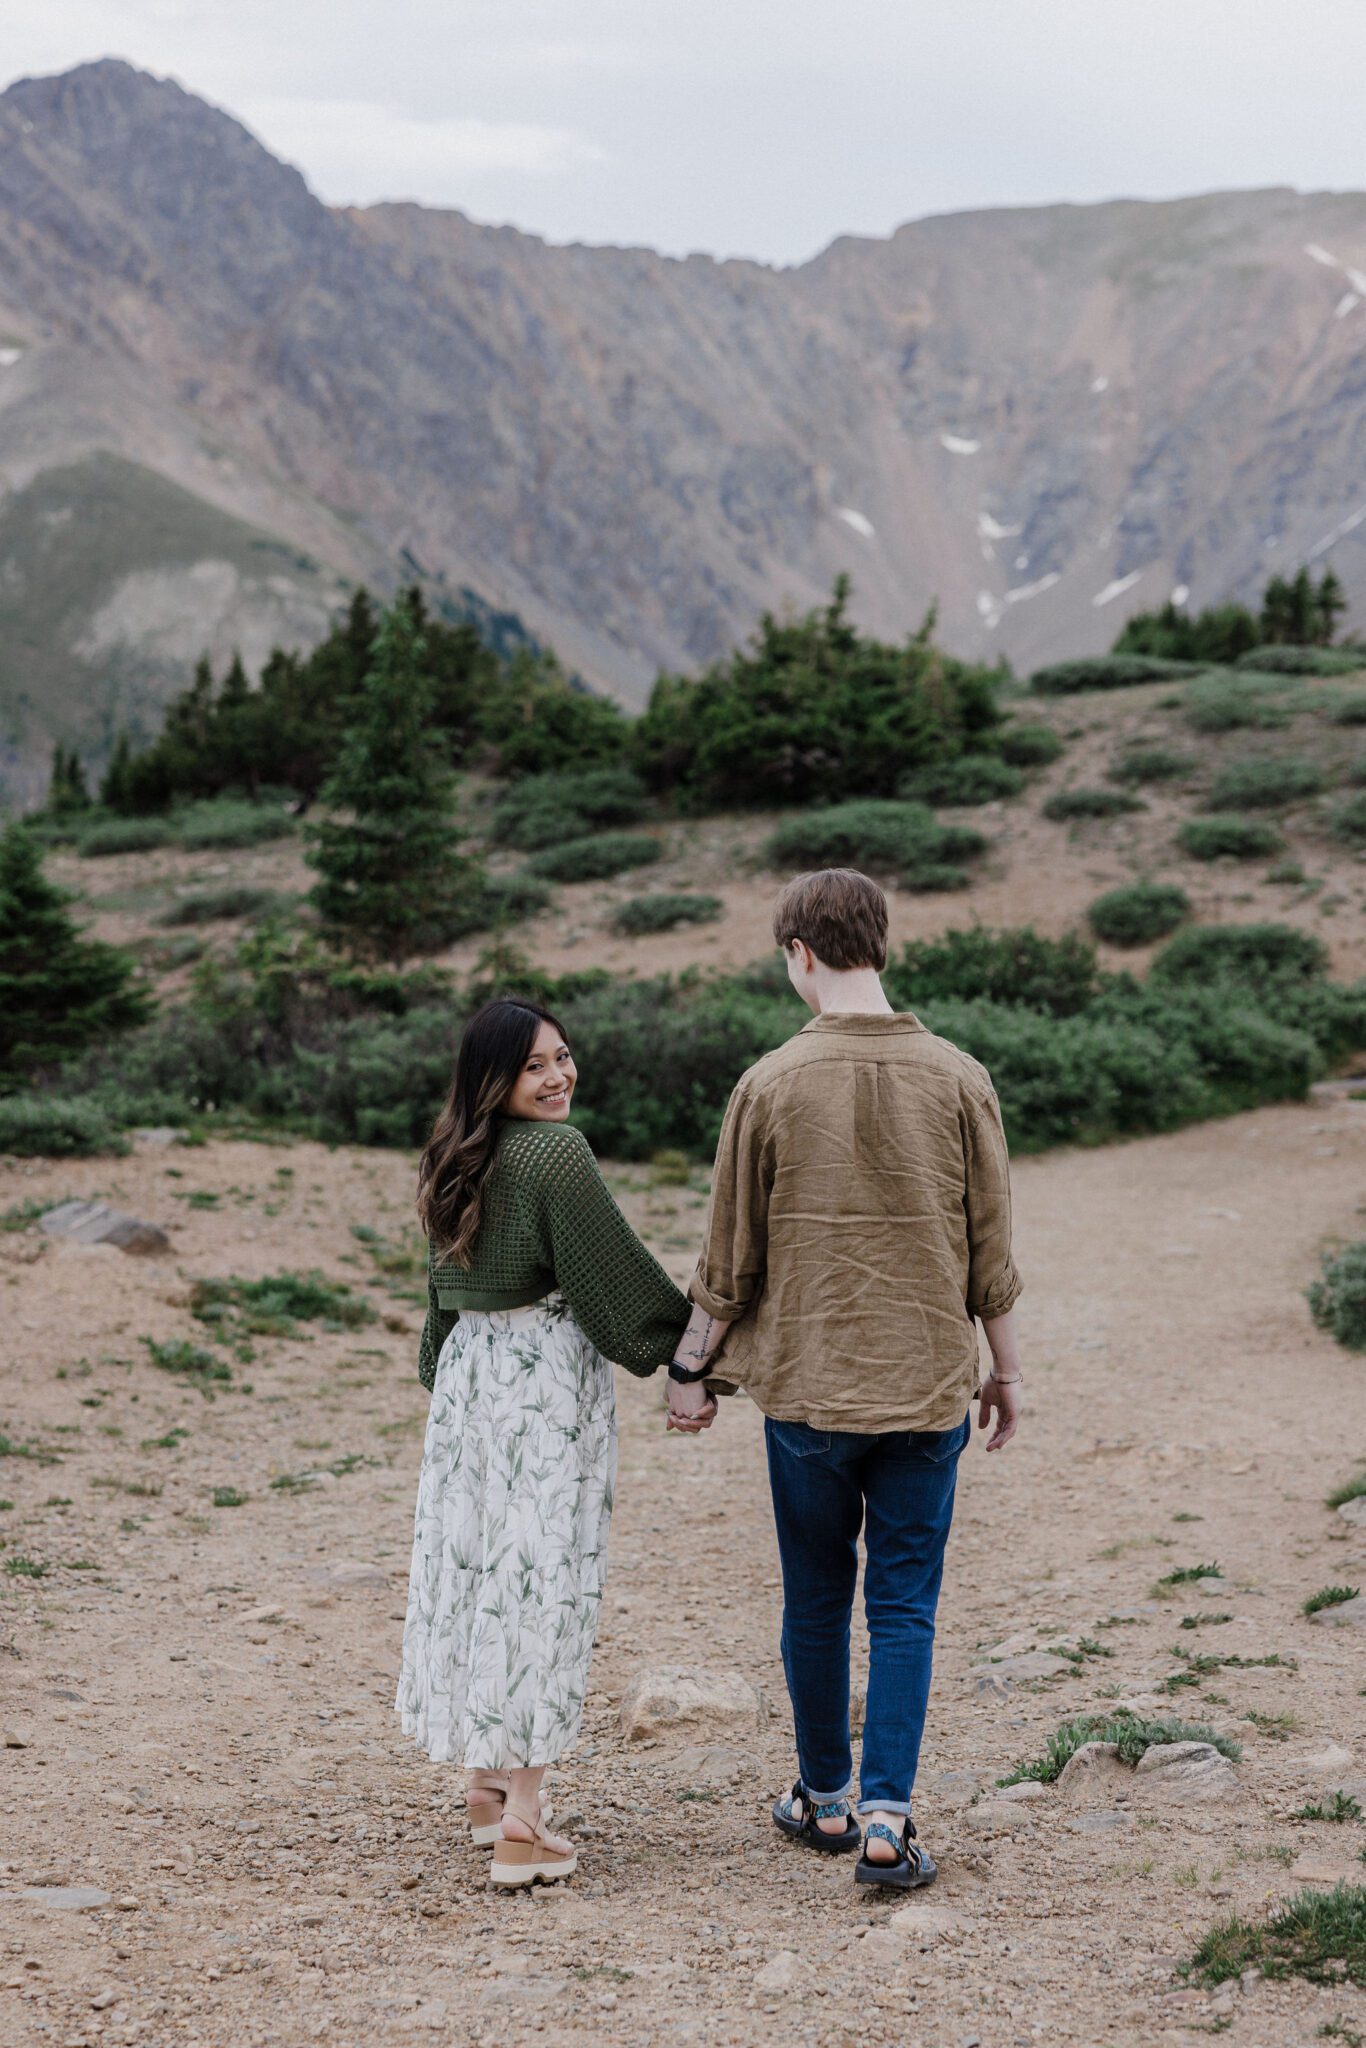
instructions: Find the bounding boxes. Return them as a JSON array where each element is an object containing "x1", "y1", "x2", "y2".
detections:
[{"x1": 668, "y1": 1359, "x2": 712, "y2": 1384}]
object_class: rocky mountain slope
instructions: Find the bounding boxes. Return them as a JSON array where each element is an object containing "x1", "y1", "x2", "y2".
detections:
[{"x1": 3, "y1": 58, "x2": 1366, "y2": 799}]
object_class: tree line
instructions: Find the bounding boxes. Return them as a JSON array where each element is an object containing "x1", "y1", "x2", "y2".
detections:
[{"x1": 1114, "y1": 565, "x2": 1349, "y2": 666}]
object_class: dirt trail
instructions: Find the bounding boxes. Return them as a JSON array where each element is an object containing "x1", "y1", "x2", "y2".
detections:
[{"x1": 3, "y1": 1099, "x2": 1366, "y2": 2048}]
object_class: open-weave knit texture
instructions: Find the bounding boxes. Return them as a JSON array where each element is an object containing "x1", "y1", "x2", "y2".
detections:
[{"x1": 417, "y1": 1120, "x2": 689, "y2": 1389}]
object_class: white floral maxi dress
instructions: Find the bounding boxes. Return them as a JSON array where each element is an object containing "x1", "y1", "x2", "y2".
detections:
[{"x1": 395, "y1": 1293, "x2": 617, "y2": 1768}]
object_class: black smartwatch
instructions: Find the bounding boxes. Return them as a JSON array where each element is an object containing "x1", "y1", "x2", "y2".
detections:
[{"x1": 668, "y1": 1359, "x2": 711, "y2": 1384}]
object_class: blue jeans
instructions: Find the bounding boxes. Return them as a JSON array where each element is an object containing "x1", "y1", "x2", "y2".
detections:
[{"x1": 764, "y1": 1411, "x2": 970, "y2": 1817}]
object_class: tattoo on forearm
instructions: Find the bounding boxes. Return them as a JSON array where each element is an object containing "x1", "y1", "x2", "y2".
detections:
[{"x1": 680, "y1": 1315, "x2": 718, "y2": 1362}]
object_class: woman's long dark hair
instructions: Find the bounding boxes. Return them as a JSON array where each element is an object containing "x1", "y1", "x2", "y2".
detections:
[{"x1": 416, "y1": 997, "x2": 568, "y2": 1266}]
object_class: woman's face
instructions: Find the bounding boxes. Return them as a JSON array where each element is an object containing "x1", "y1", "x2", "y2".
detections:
[{"x1": 504, "y1": 1019, "x2": 577, "y2": 1122}]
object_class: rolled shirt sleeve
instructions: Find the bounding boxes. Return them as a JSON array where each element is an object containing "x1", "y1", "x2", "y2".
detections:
[
  {"x1": 963, "y1": 1089, "x2": 1024, "y2": 1322},
  {"x1": 691, "y1": 1081, "x2": 772, "y2": 1324}
]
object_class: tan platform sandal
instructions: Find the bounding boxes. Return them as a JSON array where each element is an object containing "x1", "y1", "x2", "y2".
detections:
[
  {"x1": 465, "y1": 1775, "x2": 553, "y2": 1848},
  {"x1": 488, "y1": 1803, "x2": 577, "y2": 1889}
]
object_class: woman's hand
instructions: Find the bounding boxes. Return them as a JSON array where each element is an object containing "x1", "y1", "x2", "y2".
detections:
[{"x1": 665, "y1": 1379, "x2": 718, "y2": 1433}]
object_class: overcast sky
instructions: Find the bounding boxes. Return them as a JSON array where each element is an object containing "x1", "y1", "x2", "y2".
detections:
[{"x1": 6, "y1": 1, "x2": 1366, "y2": 264}]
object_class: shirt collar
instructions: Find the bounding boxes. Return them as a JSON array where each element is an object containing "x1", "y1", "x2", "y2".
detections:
[{"x1": 800, "y1": 1011, "x2": 926, "y2": 1035}]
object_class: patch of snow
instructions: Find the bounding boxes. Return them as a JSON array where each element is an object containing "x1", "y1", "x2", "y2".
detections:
[
  {"x1": 1305, "y1": 243, "x2": 1340, "y2": 268},
  {"x1": 1092, "y1": 570, "x2": 1144, "y2": 608},
  {"x1": 1309, "y1": 503, "x2": 1366, "y2": 558},
  {"x1": 1014, "y1": 553, "x2": 1029, "y2": 572},
  {"x1": 1264, "y1": 535, "x2": 1280, "y2": 550},
  {"x1": 1091, "y1": 375, "x2": 1109, "y2": 393},
  {"x1": 976, "y1": 590, "x2": 997, "y2": 620},
  {"x1": 1349, "y1": 269, "x2": 1366, "y2": 296},
  {"x1": 978, "y1": 512, "x2": 1021, "y2": 541},
  {"x1": 1004, "y1": 573, "x2": 1060, "y2": 606},
  {"x1": 940, "y1": 434, "x2": 981, "y2": 456},
  {"x1": 835, "y1": 507, "x2": 875, "y2": 539},
  {"x1": 1171, "y1": 584, "x2": 1190, "y2": 607},
  {"x1": 0, "y1": 347, "x2": 21, "y2": 368},
  {"x1": 1336, "y1": 293, "x2": 1361, "y2": 319}
]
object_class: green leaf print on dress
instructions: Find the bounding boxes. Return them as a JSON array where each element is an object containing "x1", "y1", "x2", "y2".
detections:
[{"x1": 395, "y1": 1293, "x2": 617, "y2": 1768}]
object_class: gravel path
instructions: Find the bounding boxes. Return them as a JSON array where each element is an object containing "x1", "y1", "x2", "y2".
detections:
[{"x1": 3, "y1": 1101, "x2": 1366, "y2": 2047}]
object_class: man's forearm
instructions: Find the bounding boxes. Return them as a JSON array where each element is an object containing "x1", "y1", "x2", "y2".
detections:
[
  {"x1": 981, "y1": 1304, "x2": 1022, "y2": 1379},
  {"x1": 675, "y1": 1303, "x2": 730, "y2": 1369}
]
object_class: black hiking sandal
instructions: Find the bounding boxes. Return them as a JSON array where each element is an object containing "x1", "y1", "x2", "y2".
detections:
[
  {"x1": 771, "y1": 1780, "x2": 862, "y2": 1854},
  {"x1": 854, "y1": 1816, "x2": 937, "y2": 1892}
]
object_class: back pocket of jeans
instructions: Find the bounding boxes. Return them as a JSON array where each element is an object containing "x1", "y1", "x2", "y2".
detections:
[{"x1": 769, "y1": 1419, "x2": 832, "y2": 1458}]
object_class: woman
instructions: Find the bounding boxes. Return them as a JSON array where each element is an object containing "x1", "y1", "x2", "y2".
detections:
[{"x1": 396, "y1": 997, "x2": 698, "y2": 1888}]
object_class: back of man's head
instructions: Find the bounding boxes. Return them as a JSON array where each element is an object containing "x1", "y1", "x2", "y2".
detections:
[{"x1": 771, "y1": 868, "x2": 888, "y2": 971}]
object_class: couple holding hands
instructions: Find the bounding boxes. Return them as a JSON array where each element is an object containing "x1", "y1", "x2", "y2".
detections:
[{"x1": 396, "y1": 867, "x2": 1024, "y2": 1893}]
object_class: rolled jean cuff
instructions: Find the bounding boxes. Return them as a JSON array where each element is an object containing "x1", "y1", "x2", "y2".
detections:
[
  {"x1": 856, "y1": 1797, "x2": 913, "y2": 1817},
  {"x1": 803, "y1": 1780, "x2": 855, "y2": 1805}
]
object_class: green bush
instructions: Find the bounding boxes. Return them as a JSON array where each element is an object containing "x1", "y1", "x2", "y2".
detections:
[
  {"x1": 1002, "y1": 1709, "x2": 1241, "y2": 1786},
  {"x1": 414, "y1": 871, "x2": 552, "y2": 946},
  {"x1": 633, "y1": 576, "x2": 1005, "y2": 808},
  {"x1": 77, "y1": 817, "x2": 174, "y2": 858},
  {"x1": 1184, "y1": 676, "x2": 1295, "y2": 733},
  {"x1": 998, "y1": 723, "x2": 1064, "y2": 768},
  {"x1": 898, "y1": 756, "x2": 1024, "y2": 805},
  {"x1": 611, "y1": 893, "x2": 723, "y2": 935},
  {"x1": 1308, "y1": 1242, "x2": 1366, "y2": 1350},
  {"x1": 1151, "y1": 922, "x2": 1328, "y2": 991},
  {"x1": 529, "y1": 833, "x2": 662, "y2": 883},
  {"x1": 1185, "y1": 1883, "x2": 1366, "y2": 1990},
  {"x1": 1088, "y1": 884, "x2": 1190, "y2": 947},
  {"x1": 884, "y1": 928, "x2": 1100, "y2": 1017},
  {"x1": 175, "y1": 801, "x2": 295, "y2": 851},
  {"x1": 1205, "y1": 758, "x2": 1324, "y2": 810},
  {"x1": 1329, "y1": 793, "x2": 1366, "y2": 845},
  {"x1": 1235, "y1": 645, "x2": 1365, "y2": 677},
  {"x1": 0, "y1": 1094, "x2": 128, "y2": 1157},
  {"x1": 761, "y1": 801, "x2": 985, "y2": 889},
  {"x1": 490, "y1": 768, "x2": 648, "y2": 851},
  {"x1": 158, "y1": 887, "x2": 285, "y2": 927},
  {"x1": 1107, "y1": 746, "x2": 1194, "y2": 786},
  {"x1": 1029, "y1": 654, "x2": 1193, "y2": 694},
  {"x1": 1328, "y1": 693, "x2": 1366, "y2": 726},
  {"x1": 1042, "y1": 787, "x2": 1145, "y2": 821},
  {"x1": 1178, "y1": 815, "x2": 1283, "y2": 861}
]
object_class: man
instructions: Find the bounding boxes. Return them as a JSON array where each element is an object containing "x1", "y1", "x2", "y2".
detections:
[{"x1": 665, "y1": 867, "x2": 1023, "y2": 1891}]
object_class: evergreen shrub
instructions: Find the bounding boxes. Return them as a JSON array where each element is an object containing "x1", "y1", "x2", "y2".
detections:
[
  {"x1": 1042, "y1": 787, "x2": 1145, "y2": 821},
  {"x1": 761, "y1": 801, "x2": 985, "y2": 888},
  {"x1": 1235, "y1": 646, "x2": 1365, "y2": 677},
  {"x1": 1308, "y1": 1242, "x2": 1366, "y2": 1351},
  {"x1": 78, "y1": 818, "x2": 175, "y2": 857},
  {"x1": 1029, "y1": 655, "x2": 1193, "y2": 694},
  {"x1": 1107, "y1": 747, "x2": 1193, "y2": 786},
  {"x1": 1178, "y1": 816, "x2": 1283, "y2": 861},
  {"x1": 1184, "y1": 677, "x2": 1295, "y2": 733},
  {"x1": 884, "y1": 928, "x2": 1100, "y2": 1016},
  {"x1": 1329, "y1": 794, "x2": 1366, "y2": 845},
  {"x1": 158, "y1": 887, "x2": 284, "y2": 927},
  {"x1": 529, "y1": 833, "x2": 661, "y2": 883},
  {"x1": 1205, "y1": 759, "x2": 1323, "y2": 810},
  {"x1": 1328, "y1": 694, "x2": 1366, "y2": 726},
  {"x1": 612, "y1": 893, "x2": 723, "y2": 935},
  {"x1": 491, "y1": 768, "x2": 647, "y2": 851},
  {"x1": 998, "y1": 724, "x2": 1064, "y2": 768},
  {"x1": 1088, "y1": 884, "x2": 1190, "y2": 947},
  {"x1": 1151, "y1": 922, "x2": 1328, "y2": 992},
  {"x1": 0, "y1": 1095, "x2": 127, "y2": 1157},
  {"x1": 898, "y1": 756, "x2": 1025, "y2": 804},
  {"x1": 176, "y1": 801, "x2": 295, "y2": 851}
]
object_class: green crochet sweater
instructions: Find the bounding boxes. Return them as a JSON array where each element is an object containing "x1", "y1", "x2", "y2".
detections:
[{"x1": 417, "y1": 1120, "x2": 690, "y2": 1390}]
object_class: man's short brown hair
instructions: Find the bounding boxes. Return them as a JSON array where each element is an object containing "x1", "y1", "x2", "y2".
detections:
[{"x1": 772, "y1": 868, "x2": 888, "y2": 971}]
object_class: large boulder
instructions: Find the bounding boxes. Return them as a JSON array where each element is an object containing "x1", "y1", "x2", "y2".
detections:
[
  {"x1": 617, "y1": 1669, "x2": 769, "y2": 1742},
  {"x1": 1132, "y1": 1740, "x2": 1239, "y2": 1803},
  {"x1": 39, "y1": 1200, "x2": 169, "y2": 1256}
]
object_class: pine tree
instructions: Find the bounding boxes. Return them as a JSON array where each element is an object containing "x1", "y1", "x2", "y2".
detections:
[
  {"x1": 1287, "y1": 566, "x2": 1317, "y2": 645},
  {"x1": 1316, "y1": 567, "x2": 1348, "y2": 645},
  {"x1": 305, "y1": 600, "x2": 475, "y2": 964},
  {"x1": 99, "y1": 733, "x2": 134, "y2": 813},
  {"x1": 0, "y1": 824, "x2": 151, "y2": 1087},
  {"x1": 1260, "y1": 573, "x2": 1294, "y2": 643},
  {"x1": 47, "y1": 745, "x2": 90, "y2": 816}
]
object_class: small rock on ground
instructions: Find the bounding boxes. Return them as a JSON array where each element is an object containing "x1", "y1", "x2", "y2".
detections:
[
  {"x1": 618, "y1": 1669, "x2": 768, "y2": 1741},
  {"x1": 1132, "y1": 1741, "x2": 1239, "y2": 1803},
  {"x1": 1308, "y1": 1595, "x2": 1366, "y2": 1629},
  {"x1": 39, "y1": 1200, "x2": 169, "y2": 1257}
]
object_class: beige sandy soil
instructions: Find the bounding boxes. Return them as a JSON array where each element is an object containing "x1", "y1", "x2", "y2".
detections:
[{"x1": 3, "y1": 1096, "x2": 1366, "y2": 2048}]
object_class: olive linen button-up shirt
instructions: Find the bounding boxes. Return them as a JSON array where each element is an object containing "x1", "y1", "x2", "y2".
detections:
[{"x1": 691, "y1": 1011, "x2": 1022, "y2": 1433}]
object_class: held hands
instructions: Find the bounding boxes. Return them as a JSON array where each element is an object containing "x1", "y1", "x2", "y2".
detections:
[
  {"x1": 977, "y1": 1371, "x2": 1022, "y2": 1453},
  {"x1": 665, "y1": 1377, "x2": 717, "y2": 1434}
]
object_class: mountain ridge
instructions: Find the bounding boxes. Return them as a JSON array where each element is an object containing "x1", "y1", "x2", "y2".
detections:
[{"x1": 3, "y1": 59, "x2": 1366, "y2": 800}]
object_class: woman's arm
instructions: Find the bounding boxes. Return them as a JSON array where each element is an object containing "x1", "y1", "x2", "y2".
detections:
[{"x1": 664, "y1": 1303, "x2": 727, "y2": 1432}]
